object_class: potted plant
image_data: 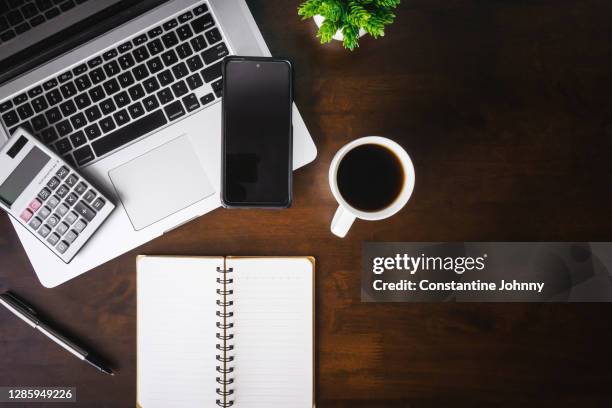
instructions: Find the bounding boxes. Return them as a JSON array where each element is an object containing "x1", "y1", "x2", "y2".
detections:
[{"x1": 298, "y1": 0, "x2": 401, "y2": 50}]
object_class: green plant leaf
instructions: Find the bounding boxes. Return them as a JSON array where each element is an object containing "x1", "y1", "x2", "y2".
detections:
[{"x1": 317, "y1": 18, "x2": 340, "y2": 43}]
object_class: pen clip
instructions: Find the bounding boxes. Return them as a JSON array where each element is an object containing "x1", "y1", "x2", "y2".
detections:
[{"x1": 1, "y1": 292, "x2": 38, "y2": 316}]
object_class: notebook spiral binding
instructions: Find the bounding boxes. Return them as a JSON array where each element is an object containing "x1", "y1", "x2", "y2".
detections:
[{"x1": 216, "y1": 266, "x2": 235, "y2": 407}]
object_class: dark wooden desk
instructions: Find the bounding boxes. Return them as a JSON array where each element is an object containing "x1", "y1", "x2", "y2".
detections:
[{"x1": 2, "y1": 1, "x2": 612, "y2": 406}]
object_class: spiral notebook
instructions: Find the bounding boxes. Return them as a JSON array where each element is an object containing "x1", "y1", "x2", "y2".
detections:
[{"x1": 136, "y1": 256, "x2": 315, "y2": 408}]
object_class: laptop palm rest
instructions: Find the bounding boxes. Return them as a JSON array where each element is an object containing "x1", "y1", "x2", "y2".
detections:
[{"x1": 108, "y1": 136, "x2": 215, "y2": 231}]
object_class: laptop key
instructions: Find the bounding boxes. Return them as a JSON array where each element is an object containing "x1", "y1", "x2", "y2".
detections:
[
  {"x1": 41, "y1": 127, "x2": 58, "y2": 143},
  {"x1": 103, "y1": 60, "x2": 120, "y2": 77},
  {"x1": 99, "y1": 117, "x2": 116, "y2": 133},
  {"x1": 85, "y1": 105, "x2": 101, "y2": 122},
  {"x1": 178, "y1": 11, "x2": 193, "y2": 23},
  {"x1": 60, "y1": 100, "x2": 76, "y2": 116},
  {"x1": 161, "y1": 49, "x2": 178, "y2": 66},
  {"x1": 92, "y1": 110, "x2": 167, "y2": 156},
  {"x1": 186, "y1": 54, "x2": 203, "y2": 72},
  {"x1": 75, "y1": 74, "x2": 91, "y2": 91},
  {"x1": 58, "y1": 71, "x2": 73, "y2": 83},
  {"x1": 70, "y1": 130, "x2": 86, "y2": 147},
  {"x1": 186, "y1": 73, "x2": 203, "y2": 90},
  {"x1": 133, "y1": 45, "x2": 149, "y2": 62},
  {"x1": 60, "y1": 82, "x2": 77, "y2": 98},
  {"x1": 100, "y1": 98, "x2": 116, "y2": 115},
  {"x1": 164, "y1": 100, "x2": 185, "y2": 121},
  {"x1": 202, "y1": 61, "x2": 222, "y2": 83},
  {"x1": 32, "y1": 114, "x2": 47, "y2": 131},
  {"x1": 2, "y1": 110, "x2": 19, "y2": 127},
  {"x1": 161, "y1": 31, "x2": 178, "y2": 49},
  {"x1": 191, "y1": 13, "x2": 214, "y2": 34},
  {"x1": 46, "y1": 89, "x2": 62, "y2": 105},
  {"x1": 182, "y1": 93, "x2": 200, "y2": 112},
  {"x1": 128, "y1": 101, "x2": 144, "y2": 119},
  {"x1": 205, "y1": 28, "x2": 221, "y2": 45},
  {"x1": 190, "y1": 34, "x2": 207, "y2": 51},
  {"x1": 114, "y1": 91, "x2": 130, "y2": 108},
  {"x1": 75, "y1": 93, "x2": 92, "y2": 109},
  {"x1": 146, "y1": 57, "x2": 163, "y2": 74},
  {"x1": 177, "y1": 25, "x2": 193, "y2": 41},
  {"x1": 177, "y1": 42, "x2": 193, "y2": 59},
  {"x1": 103, "y1": 49, "x2": 118, "y2": 61},
  {"x1": 44, "y1": 107, "x2": 61, "y2": 124},
  {"x1": 0, "y1": 101, "x2": 13, "y2": 112},
  {"x1": 142, "y1": 95, "x2": 159, "y2": 112},
  {"x1": 55, "y1": 137, "x2": 71, "y2": 154},
  {"x1": 158, "y1": 69, "x2": 173, "y2": 87},
  {"x1": 43, "y1": 79, "x2": 58, "y2": 90},
  {"x1": 147, "y1": 26, "x2": 162, "y2": 39},
  {"x1": 84, "y1": 123, "x2": 101, "y2": 140},
  {"x1": 202, "y1": 43, "x2": 228, "y2": 65},
  {"x1": 28, "y1": 86, "x2": 43, "y2": 98},
  {"x1": 132, "y1": 63, "x2": 149, "y2": 80},
  {"x1": 59, "y1": 0, "x2": 75, "y2": 12},
  {"x1": 15, "y1": 22, "x2": 31, "y2": 34},
  {"x1": 132, "y1": 34, "x2": 147, "y2": 46},
  {"x1": 89, "y1": 68, "x2": 106, "y2": 84},
  {"x1": 147, "y1": 38, "x2": 163, "y2": 55},
  {"x1": 118, "y1": 54, "x2": 135, "y2": 70},
  {"x1": 87, "y1": 56, "x2": 103, "y2": 68},
  {"x1": 128, "y1": 83, "x2": 145, "y2": 100},
  {"x1": 17, "y1": 103, "x2": 34, "y2": 120},
  {"x1": 193, "y1": 5, "x2": 208, "y2": 15},
  {"x1": 89, "y1": 85, "x2": 105, "y2": 102},
  {"x1": 162, "y1": 18, "x2": 177, "y2": 31},
  {"x1": 72, "y1": 64, "x2": 88, "y2": 75},
  {"x1": 157, "y1": 88, "x2": 173, "y2": 104},
  {"x1": 171, "y1": 80, "x2": 188, "y2": 98},
  {"x1": 73, "y1": 145, "x2": 95, "y2": 166},
  {"x1": 172, "y1": 62, "x2": 189, "y2": 79},
  {"x1": 103, "y1": 78, "x2": 120, "y2": 95},
  {"x1": 143, "y1": 77, "x2": 159, "y2": 93},
  {"x1": 113, "y1": 109, "x2": 130, "y2": 126},
  {"x1": 200, "y1": 92, "x2": 214, "y2": 105},
  {"x1": 32, "y1": 96, "x2": 48, "y2": 112}
]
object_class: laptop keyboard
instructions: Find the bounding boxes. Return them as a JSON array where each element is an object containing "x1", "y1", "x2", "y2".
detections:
[
  {"x1": 0, "y1": 2, "x2": 227, "y2": 168},
  {"x1": 0, "y1": 0, "x2": 89, "y2": 43}
]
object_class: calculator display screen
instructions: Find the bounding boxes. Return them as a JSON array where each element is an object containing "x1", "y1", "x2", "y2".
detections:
[{"x1": 0, "y1": 147, "x2": 49, "y2": 207}]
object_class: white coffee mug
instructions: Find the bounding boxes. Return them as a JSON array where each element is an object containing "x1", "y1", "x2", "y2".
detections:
[{"x1": 329, "y1": 136, "x2": 415, "y2": 237}]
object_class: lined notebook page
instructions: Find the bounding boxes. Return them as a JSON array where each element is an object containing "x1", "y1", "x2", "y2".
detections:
[
  {"x1": 137, "y1": 256, "x2": 223, "y2": 408},
  {"x1": 227, "y1": 257, "x2": 314, "y2": 408}
]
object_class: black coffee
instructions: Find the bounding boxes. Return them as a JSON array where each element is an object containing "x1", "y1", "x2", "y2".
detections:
[{"x1": 337, "y1": 144, "x2": 404, "y2": 212}]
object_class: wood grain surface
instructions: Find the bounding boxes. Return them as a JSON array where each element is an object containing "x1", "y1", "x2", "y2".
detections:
[{"x1": 2, "y1": 1, "x2": 612, "y2": 407}]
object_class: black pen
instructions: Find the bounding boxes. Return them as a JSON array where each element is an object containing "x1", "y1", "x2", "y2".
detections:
[{"x1": 0, "y1": 291, "x2": 114, "y2": 376}]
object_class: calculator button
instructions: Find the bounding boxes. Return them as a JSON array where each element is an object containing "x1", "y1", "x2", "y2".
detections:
[
  {"x1": 75, "y1": 182, "x2": 88, "y2": 196},
  {"x1": 56, "y1": 241, "x2": 70, "y2": 254},
  {"x1": 73, "y1": 219, "x2": 87, "y2": 233},
  {"x1": 74, "y1": 201, "x2": 96, "y2": 222},
  {"x1": 56, "y1": 166, "x2": 69, "y2": 179},
  {"x1": 66, "y1": 193, "x2": 78, "y2": 206},
  {"x1": 38, "y1": 188, "x2": 51, "y2": 201},
  {"x1": 64, "y1": 230, "x2": 78, "y2": 244},
  {"x1": 56, "y1": 222, "x2": 69, "y2": 236},
  {"x1": 47, "y1": 215, "x2": 59, "y2": 227},
  {"x1": 66, "y1": 174, "x2": 79, "y2": 187},
  {"x1": 65, "y1": 211, "x2": 78, "y2": 225},
  {"x1": 83, "y1": 190, "x2": 97, "y2": 203},
  {"x1": 47, "y1": 177, "x2": 61, "y2": 190},
  {"x1": 38, "y1": 206, "x2": 51, "y2": 220},
  {"x1": 92, "y1": 198, "x2": 106, "y2": 211},
  {"x1": 56, "y1": 185, "x2": 69, "y2": 198},
  {"x1": 47, "y1": 195, "x2": 60, "y2": 209},
  {"x1": 29, "y1": 217, "x2": 42, "y2": 230},
  {"x1": 38, "y1": 225, "x2": 51, "y2": 238},
  {"x1": 57, "y1": 203, "x2": 69, "y2": 216},
  {"x1": 28, "y1": 198, "x2": 42, "y2": 212},
  {"x1": 20, "y1": 209, "x2": 33, "y2": 222},
  {"x1": 47, "y1": 233, "x2": 60, "y2": 246}
]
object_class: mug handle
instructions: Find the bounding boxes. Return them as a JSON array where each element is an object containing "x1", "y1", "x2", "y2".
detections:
[{"x1": 331, "y1": 206, "x2": 356, "y2": 238}]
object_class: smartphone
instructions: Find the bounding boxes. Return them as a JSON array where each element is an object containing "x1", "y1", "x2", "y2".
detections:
[{"x1": 221, "y1": 56, "x2": 293, "y2": 208}]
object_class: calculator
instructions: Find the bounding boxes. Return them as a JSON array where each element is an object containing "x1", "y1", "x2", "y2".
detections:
[{"x1": 0, "y1": 128, "x2": 115, "y2": 263}]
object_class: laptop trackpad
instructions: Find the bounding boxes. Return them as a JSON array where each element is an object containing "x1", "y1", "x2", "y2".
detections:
[{"x1": 108, "y1": 136, "x2": 215, "y2": 231}]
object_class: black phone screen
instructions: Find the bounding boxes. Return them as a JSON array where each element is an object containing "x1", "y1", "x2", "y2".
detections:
[{"x1": 222, "y1": 57, "x2": 292, "y2": 207}]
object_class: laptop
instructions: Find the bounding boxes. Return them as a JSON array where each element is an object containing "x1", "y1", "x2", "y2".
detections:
[{"x1": 0, "y1": 0, "x2": 317, "y2": 288}]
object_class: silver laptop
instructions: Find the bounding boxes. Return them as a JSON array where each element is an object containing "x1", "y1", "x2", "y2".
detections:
[{"x1": 0, "y1": 0, "x2": 318, "y2": 288}]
